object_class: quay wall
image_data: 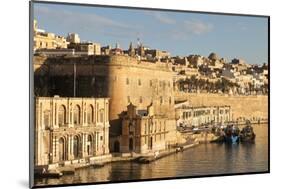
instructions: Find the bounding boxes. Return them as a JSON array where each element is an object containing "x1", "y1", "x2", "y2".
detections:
[{"x1": 175, "y1": 92, "x2": 268, "y2": 121}]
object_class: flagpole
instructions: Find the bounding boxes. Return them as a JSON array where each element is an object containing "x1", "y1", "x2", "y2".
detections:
[{"x1": 74, "y1": 62, "x2": 76, "y2": 97}]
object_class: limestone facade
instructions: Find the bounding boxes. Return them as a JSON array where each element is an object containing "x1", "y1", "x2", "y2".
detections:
[
  {"x1": 176, "y1": 105, "x2": 231, "y2": 127},
  {"x1": 33, "y1": 20, "x2": 67, "y2": 51},
  {"x1": 35, "y1": 96, "x2": 110, "y2": 166},
  {"x1": 111, "y1": 103, "x2": 177, "y2": 154},
  {"x1": 68, "y1": 42, "x2": 101, "y2": 55},
  {"x1": 33, "y1": 55, "x2": 175, "y2": 135}
]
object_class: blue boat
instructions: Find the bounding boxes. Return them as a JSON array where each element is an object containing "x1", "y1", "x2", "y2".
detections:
[{"x1": 224, "y1": 124, "x2": 240, "y2": 143}]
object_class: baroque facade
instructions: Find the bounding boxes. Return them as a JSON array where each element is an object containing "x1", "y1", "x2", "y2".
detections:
[
  {"x1": 35, "y1": 96, "x2": 110, "y2": 167},
  {"x1": 110, "y1": 103, "x2": 178, "y2": 154}
]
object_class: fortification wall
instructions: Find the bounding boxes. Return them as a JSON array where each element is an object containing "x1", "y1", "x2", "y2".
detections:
[
  {"x1": 175, "y1": 92, "x2": 268, "y2": 120},
  {"x1": 33, "y1": 55, "x2": 175, "y2": 134}
]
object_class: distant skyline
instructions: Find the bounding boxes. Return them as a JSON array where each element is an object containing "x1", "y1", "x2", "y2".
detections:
[{"x1": 34, "y1": 2, "x2": 268, "y2": 65}]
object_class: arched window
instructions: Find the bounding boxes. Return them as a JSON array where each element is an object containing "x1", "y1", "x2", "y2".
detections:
[
  {"x1": 58, "y1": 105, "x2": 66, "y2": 127},
  {"x1": 87, "y1": 135, "x2": 93, "y2": 156},
  {"x1": 58, "y1": 137, "x2": 65, "y2": 161},
  {"x1": 74, "y1": 105, "x2": 81, "y2": 125},
  {"x1": 73, "y1": 135, "x2": 80, "y2": 159},
  {"x1": 87, "y1": 105, "x2": 94, "y2": 124}
]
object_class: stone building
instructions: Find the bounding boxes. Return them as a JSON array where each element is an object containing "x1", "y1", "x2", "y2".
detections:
[
  {"x1": 33, "y1": 20, "x2": 68, "y2": 51},
  {"x1": 175, "y1": 101, "x2": 231, "y2": 127},
  {"x1": 33, "y1": 55, "x2": 175, "y2": 136},
  {"x1": 110, "y1": 103, "x2": 180, "y2": 154},
  {"x1": 68, "y1": 42, "x2": 101, "y2": 55},
  {"x1": 145, "y1": 49, "x2": 170, "y2": 59},
  {"x1": 66, "y1": 33, "x2": 81, "y2": 44},
  {"x1": 35, "y1": 96, "x2": 110, "y2": 167}
]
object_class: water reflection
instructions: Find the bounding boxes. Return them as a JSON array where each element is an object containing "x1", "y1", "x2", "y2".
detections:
[{"x1": 34, "y1": 124, "x2": 268, "y2": 186}]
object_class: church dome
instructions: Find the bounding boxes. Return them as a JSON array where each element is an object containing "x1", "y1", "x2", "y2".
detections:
[{"x1": 208, "y1": 52, "x2": 219, "y2": 61}]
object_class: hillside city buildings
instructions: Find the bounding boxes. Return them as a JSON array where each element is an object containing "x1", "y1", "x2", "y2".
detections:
[{"x1": 33, "y1": 20, "x2": 268, "y2": 170}]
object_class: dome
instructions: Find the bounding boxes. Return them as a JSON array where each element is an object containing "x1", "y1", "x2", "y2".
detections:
[{"x1": 208, "y1": 52, "x2": 219, "y2": 61}]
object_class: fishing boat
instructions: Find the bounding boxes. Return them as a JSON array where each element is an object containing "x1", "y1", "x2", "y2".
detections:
[
  {"x1": 224, "y1": 124, "x2": 240, "y2": 143},
  {"x1": 240, "y1": 121, "x2": 256, "y2": 142},
  {"x1": 210, "y1": 125, "x2": 225, "y2": 143}
]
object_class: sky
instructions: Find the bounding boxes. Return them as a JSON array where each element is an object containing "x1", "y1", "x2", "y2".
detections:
[{"x1": 33, "y1": 2, "x2": 268, "y2": 65}]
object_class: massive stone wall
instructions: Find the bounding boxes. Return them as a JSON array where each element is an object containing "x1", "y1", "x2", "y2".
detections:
[
  {"x1": 34, "y1": 55, "x2": 175, "y2": 134},
  {"x1": 175, "y1": 92, "x2": 268, "y2": 120}
]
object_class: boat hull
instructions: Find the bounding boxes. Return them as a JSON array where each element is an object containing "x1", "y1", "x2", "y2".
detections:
[
  {"x1": 224, "y1": 135, "x2": 239, "y2": 144},
  {"x1": 240, "y1": 134, "x2": 256, "y2": 143}
]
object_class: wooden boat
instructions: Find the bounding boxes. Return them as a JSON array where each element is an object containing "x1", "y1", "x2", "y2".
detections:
[
  {"x1": 224, "y1": 124, "x2": 240, "y2": 143},
  {"x1": 240, "y1": 121, "x2": 256, "y2": 142}
]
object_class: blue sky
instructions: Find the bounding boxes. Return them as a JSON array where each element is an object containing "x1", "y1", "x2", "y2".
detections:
[{"x1": 33, "y1": 3, "x2": 268, "y2": 65}]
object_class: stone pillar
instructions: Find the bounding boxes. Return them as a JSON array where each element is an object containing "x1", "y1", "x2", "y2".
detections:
[
  {"x1": 52, "y1": 136, "x2": 58, "y2": 163},
  {"x1": 67, "y1": 135, "x2": 72, "y2": 160},
  {"x1": 82, "y1": 133, "x2": 86, "y2": 158},
  {"x1": 96, "y1": 132, "x2": 99, "y2": 155}
]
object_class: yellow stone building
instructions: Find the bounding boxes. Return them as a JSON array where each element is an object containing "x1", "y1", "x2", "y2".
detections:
[
  {"x1": 33, "y1": 55, "x2": 176, "y2": 136},
  {"x1": 111, "y1": 103, "x2": 178, "y2": 154},
  {"x1": 35, "y1": 96, "x2": 110, "y2": 167},
  {"x1": 33, "y1": 20, "x2": 68, "y2": 51},
  {"x1": 33, "y1": 54, "x2": 185, "y2": 156},
  {"x1": 175, "y1": 102, "x2": 231, "y2": 127}
]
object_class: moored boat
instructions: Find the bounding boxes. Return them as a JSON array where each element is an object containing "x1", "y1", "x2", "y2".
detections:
[
  {"x1": 224, "y1": 124, "x2": 240, "y2": 143},
  {"x1": 240, "y1": 121, "x2": 256, "y2": 142}
]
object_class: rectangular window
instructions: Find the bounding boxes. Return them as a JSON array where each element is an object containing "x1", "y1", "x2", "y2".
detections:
[
  {"x1": 126, "y1": 78, "x2": 129, "y2": 85},
  {"x1": 127, "y1": 96, "x2": 131, "y2": 103},
  {"x1": 138, "y1": 79, "x2": 141, "y2": 86},
  {"x1": 150, "y1": 80, "x2": 152, "y2": 87}
]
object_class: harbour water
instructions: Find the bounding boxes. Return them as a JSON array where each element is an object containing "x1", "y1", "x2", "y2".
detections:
[{"x1": 35, "y1": 124, "x2": 268, "y2": 186}]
